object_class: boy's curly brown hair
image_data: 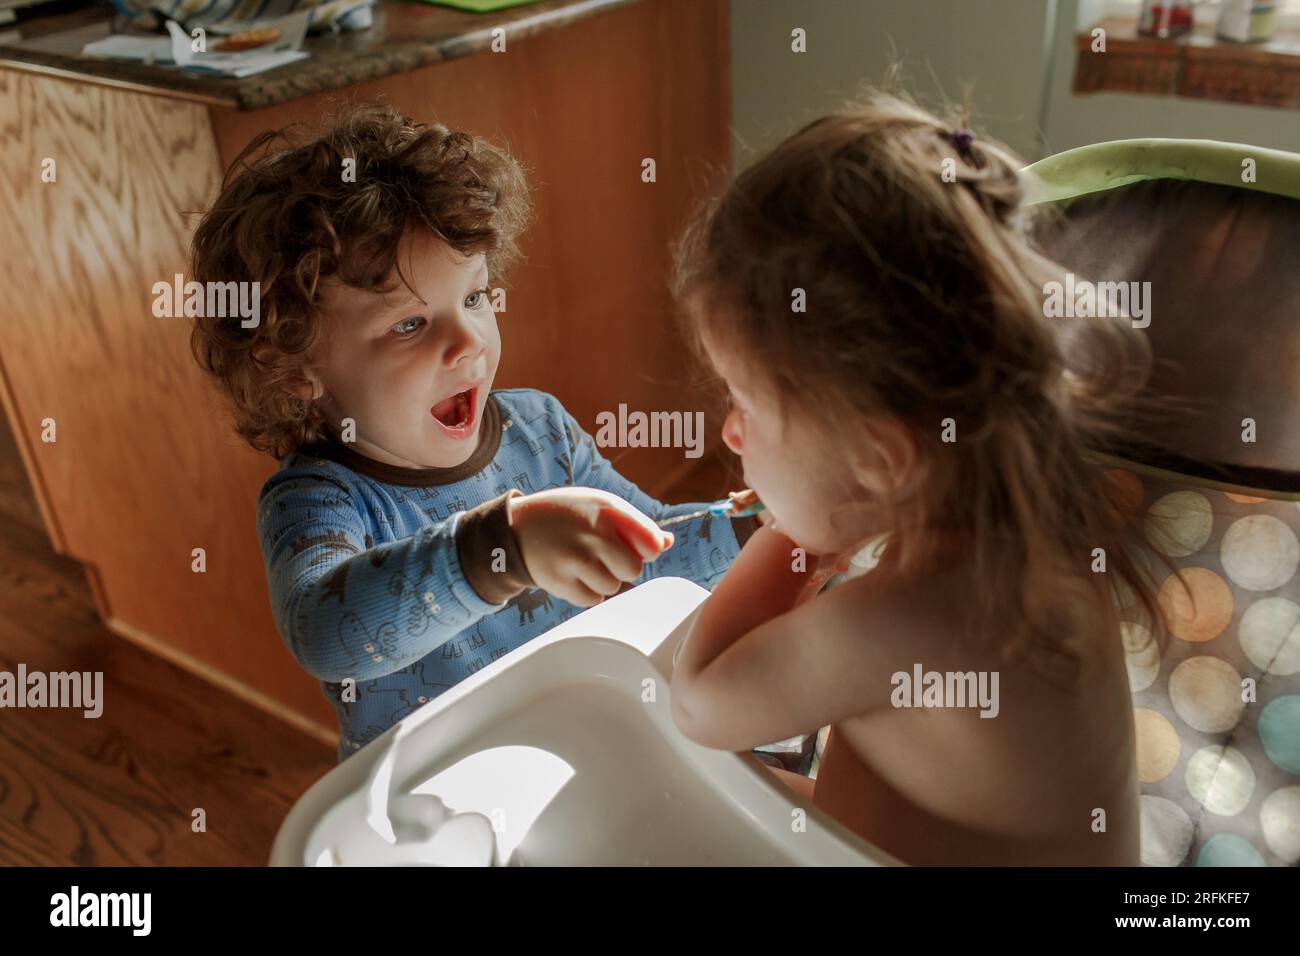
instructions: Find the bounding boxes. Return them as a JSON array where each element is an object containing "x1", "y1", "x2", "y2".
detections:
[{"x1": 189, "y1": 103, "x2": 531, "y2": 458}]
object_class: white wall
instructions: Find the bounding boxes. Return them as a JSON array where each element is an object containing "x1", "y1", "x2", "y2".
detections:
[
  {"x1": 1044, "y1": 0, "x2": 1300, "y2": 154},
  {"x1": 730, "y1": 0, "x2": 1300, "y2": 169},
  {"x1": 729, "y1": 0, "x2": 1058, "y2": 165}
]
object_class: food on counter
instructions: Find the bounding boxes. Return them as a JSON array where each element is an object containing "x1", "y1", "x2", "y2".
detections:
[{"x1": 215, "y1": 27, "x2": 281, "y2": 52}]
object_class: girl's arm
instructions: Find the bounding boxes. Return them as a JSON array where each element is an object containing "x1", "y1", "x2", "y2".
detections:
[
  {"x1": 669, "y1": 527, "x2": 907, "y2": 751},
  {"x1": 673, "y1": 525, "x2": 820, "y2": 677}
]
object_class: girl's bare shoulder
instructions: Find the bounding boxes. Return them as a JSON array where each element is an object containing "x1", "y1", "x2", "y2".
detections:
[{"x1": 823, "y1": 559, "x2": 1003, "y2": 668}]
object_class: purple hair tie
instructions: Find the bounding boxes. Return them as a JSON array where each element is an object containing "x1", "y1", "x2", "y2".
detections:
[{"x1": 951, "y1": 128, "x2": 975, "y2": 156}]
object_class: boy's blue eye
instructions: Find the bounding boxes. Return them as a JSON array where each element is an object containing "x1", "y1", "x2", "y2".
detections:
[
  {"x1": 391, "y1": 317, "x2": 425, "y2": 336},
  {"x1": 465, "y1": 288, "x2": 488, "y2": 309}
]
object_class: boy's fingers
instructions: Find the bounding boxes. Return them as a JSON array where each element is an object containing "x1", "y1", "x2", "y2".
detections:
[
  {"x1": 558, "y1": 579, "x2": 604, "y2": 608},
  {"x1": 590, "y1": 535, "x2": 644, "y2": 583},
  {"x1": 575, "y1": 561, "x2": 622, "y2": 598},
  {"x1": 596, "y1": 505, "x2": 670, "y2": 560}
]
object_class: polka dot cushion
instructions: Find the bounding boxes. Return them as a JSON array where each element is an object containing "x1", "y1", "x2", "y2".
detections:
[{"x1": 1107, "y1": 464, "x2": 1300, "y2": 867}]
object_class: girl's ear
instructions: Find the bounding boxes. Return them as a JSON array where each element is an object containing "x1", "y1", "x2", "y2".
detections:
[{"x1": 851, "y1": 415, "x2": 920, "y2": 499}]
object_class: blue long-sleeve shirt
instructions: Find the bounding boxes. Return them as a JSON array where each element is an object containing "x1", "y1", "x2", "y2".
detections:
[{"x1": 257, "y1": 388, "x2": 752, "y2": 760}]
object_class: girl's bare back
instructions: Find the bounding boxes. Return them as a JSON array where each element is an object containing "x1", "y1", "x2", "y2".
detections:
[{"x1": 809, "y1": 562, "x2": 1141, "y2": 866}]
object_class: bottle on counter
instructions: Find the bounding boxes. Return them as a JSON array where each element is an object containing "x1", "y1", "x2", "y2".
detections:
[
  {"x1": 1217, "y1": 0, "x2": 1280, "y2": 42},
  {"x1": 1138, "y1": 0, "x2": 1195, "y2": 38}
]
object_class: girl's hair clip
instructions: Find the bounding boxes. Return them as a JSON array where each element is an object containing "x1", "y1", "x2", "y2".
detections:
[
  {"x1": 951, "y1": 82, "x2": 977, "y2": 159},
  {"x1": 950, "y1": 128, "x2": 976, "y2": 157}
]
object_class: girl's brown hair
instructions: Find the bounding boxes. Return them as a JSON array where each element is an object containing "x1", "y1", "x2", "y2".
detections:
[
  {"x1": 190, "y1": 103, "x2": 531, "y2": 458},
  {"x1": 674, "y1": 87, "x2": 1185, "y2": 679}
]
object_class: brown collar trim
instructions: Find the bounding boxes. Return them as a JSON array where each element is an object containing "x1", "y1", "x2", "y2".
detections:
[{"x1": 307, "y1": 393, "x2": 503, "y2": 487}]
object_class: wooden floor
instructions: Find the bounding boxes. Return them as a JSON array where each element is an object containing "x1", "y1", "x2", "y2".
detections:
[{"x1": 0, "y1": 421, "x2": 336, "y2": 866}]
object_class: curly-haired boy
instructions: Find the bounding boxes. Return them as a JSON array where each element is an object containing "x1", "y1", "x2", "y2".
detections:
[{"x1": 190, "y1": 105, "x2": 755, "y2": 759}]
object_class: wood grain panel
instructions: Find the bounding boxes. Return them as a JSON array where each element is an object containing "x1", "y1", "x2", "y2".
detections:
[{"x1": 0, "y1": 72, "x2": 336, "y2": 735}]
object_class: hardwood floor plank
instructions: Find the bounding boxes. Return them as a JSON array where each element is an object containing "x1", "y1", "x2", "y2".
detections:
[{"x1": 0, "y1": 421, "x2": 335, "y2": 866}]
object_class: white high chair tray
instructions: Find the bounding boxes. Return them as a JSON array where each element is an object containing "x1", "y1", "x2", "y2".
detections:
[{"x1": 271, "y1": 577, "x2": 898, "y2": 866}]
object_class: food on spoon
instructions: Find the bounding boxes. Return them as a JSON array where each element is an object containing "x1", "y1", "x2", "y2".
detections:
[
  {"x1": 708, "y1": 489, "x2": 765, "y2": 518},
  {"x1": 728, "y1": 489, "x2": 761, "y2": 511}
]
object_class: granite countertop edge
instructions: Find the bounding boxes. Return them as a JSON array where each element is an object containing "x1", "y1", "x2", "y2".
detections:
[{"x1": 0, "y1": 0, "x2": 638, "y2": 111}]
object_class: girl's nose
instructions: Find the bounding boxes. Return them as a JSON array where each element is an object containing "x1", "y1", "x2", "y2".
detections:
[{"x1": 721, "y1": 409, "x2": 744, "y2": 454}]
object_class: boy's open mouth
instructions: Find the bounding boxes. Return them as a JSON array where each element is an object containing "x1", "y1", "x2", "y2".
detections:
[{"x1": 431, "y1": 385, "x2": 478, "y2": 438}]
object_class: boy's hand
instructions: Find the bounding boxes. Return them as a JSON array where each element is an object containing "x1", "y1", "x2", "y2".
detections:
[{"x1": 508, "y1": 488, "x2": 674, "y2": 607}]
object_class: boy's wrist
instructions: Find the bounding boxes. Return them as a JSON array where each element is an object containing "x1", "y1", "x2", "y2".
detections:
[{"x1": 456, "y1": 489, "x2": 535, "y2": 604}]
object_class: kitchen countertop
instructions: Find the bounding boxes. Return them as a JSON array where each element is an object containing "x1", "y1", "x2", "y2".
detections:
[{"x1": 0, "y1": 0, "x2": 638, "y2": 109}]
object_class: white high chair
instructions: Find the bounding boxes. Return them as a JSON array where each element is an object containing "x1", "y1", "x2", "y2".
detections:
[{"x1": 270, "y1": 577, "x2": 899, "y2": 866}]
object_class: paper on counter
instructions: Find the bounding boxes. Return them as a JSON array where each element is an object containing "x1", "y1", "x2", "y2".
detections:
[
  {"x1": 82, "y1": 34, "x2": 175, "y2": 64},
  {"x1": 82, "y1": 9, "x2": 310, "y2": 78},
  {"x1": 167, "y1": 9, "x2": 310, "y2": 77}
]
